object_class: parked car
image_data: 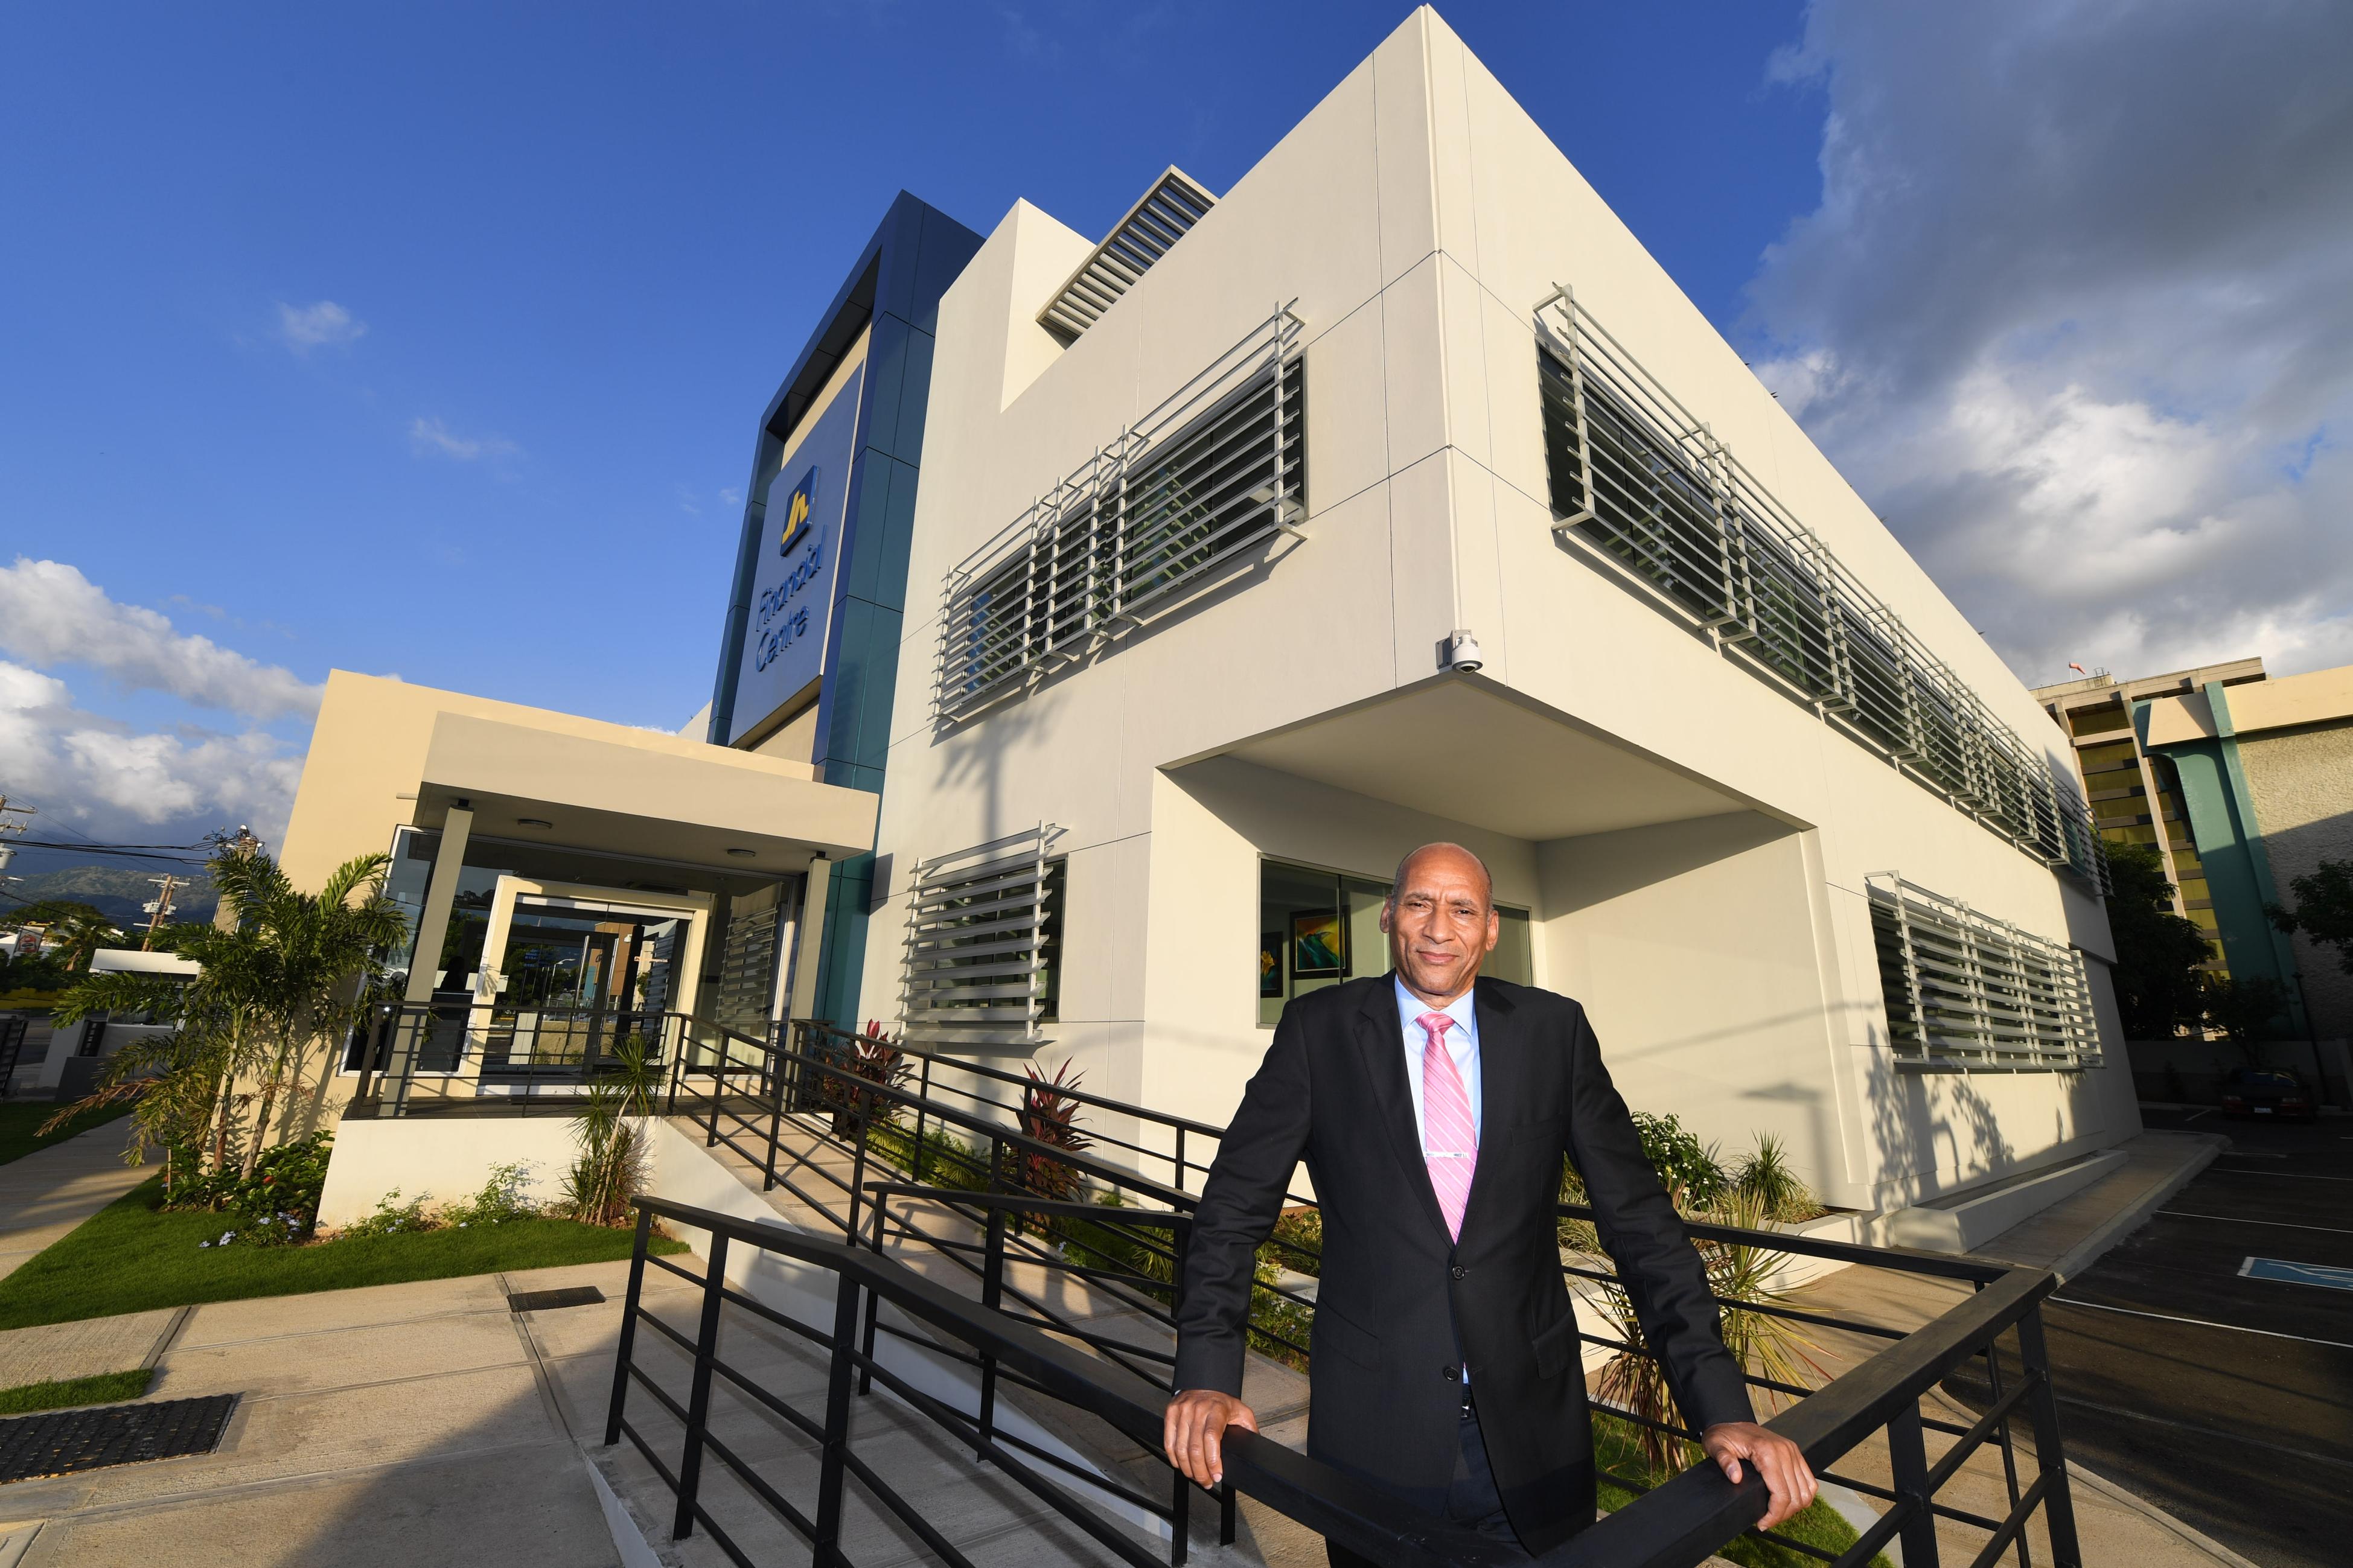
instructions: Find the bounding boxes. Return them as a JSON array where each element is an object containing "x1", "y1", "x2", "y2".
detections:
[{"x1": 2218, "y1": 1067, "x2": 2317, "y2": 1121}]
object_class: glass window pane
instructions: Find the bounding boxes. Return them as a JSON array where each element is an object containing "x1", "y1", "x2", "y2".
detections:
[
  {"x1": 1490, "y1": 907, "x2": 1533, "y2": 986},
  {"x1": 1343, "y1": 878, "x2": 1391, "y2": 985}
]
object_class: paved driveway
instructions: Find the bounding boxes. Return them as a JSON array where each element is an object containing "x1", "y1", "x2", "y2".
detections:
[{"x1": 1952, "y1": 1106, "x2": 2353, "y2": 1568}]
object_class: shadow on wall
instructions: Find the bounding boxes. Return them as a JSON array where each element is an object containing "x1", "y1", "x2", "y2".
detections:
[{"x1": 1860, "y1": 1041, "x2": 2014, "y2": 1208}]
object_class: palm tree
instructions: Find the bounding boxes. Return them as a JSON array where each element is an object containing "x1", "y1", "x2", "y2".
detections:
[{"x1": 51, "y1": 846, "x2": 407, "y2": 1178}]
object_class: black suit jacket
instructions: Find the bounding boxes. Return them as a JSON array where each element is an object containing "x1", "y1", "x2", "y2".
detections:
[{"x1": 1173, "y1": 975, "x2": 1752, "y2": 1554}]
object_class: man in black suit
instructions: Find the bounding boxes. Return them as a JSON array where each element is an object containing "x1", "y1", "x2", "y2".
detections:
[{"x1": 1165, "y1": 843, "x2": 1815, "y2": 1560}]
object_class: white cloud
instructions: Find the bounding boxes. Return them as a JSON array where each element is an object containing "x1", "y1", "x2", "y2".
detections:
[
  {"x1": 0, "y1": 661, "x2": 302, "y2": 844},
  {"x1": 0, "y1": 559, "x2": 322, "y2": 721},
  {"x1": 275, "y1": 299, "x2": 366, "y2": 354},
  {"x1": 1747, "y1": 0, "x2": 2353, "y2": 684},
  {"x1": 409, "y1": 416, "x2": 520, "y2": 462}
]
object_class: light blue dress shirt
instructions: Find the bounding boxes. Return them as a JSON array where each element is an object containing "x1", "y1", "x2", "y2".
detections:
[{"x1": 1394, "y1": 974, "x2": 1483, "y2": 1147}]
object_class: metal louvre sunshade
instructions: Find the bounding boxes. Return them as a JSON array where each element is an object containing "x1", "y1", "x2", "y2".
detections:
[
  {"x1": 1868, "y1": 873, "x2": 2102, "y2": 1072},
  {"x1": 1536, "y1": 290, "x2": 2107, "y2": 893},
  {"x1": 1038, "y1": 168, "x2": 1216, "y2": 342},
  {"x1": 901, "y1": 826, "x2": 1064, "y2": 1049},
  {"x1": 937, "y1": 304, "x2": 1306, "y2": 724}
]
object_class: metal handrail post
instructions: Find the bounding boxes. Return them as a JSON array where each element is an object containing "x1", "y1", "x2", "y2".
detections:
[
  {"x1": 2017, "y1": 1310, "x2": 2083, "y2": 1567},
  {"x1": 671, "y1": 1231, "x2": 731, "y2": 1540},
  {"x1": 604, "y1": 1206, "x2": 654, "y2": 1446},
  {"x1": 977, "y1": 1203, "x2": 1006, "y2": 1462},
  {"x1": 845, "y1": 1097, "x2": 873, "y2": 1241},
  {"x1": 705, "y1": 1034, "x2": 725, "y2": 1149},
  {"x1": 812, "y1": 1270, "x2": 863, "y2": 1567},
  {"x1": 1980, "y1": 1321, "x2": 2031, "y2": 1568},
  {"x1": 762, "y1": 1036, "x2": 787, "y2": 1193},
  {"x1": 858, "y1": 1192, "x2": 887, "y2": 1397},
  {"x1": 912, "y1": 1056, "x2": 932, "y2": 1182},
  {"x1": 1887, "y1": 1401, "x2": 1941, "y2": 1568}
]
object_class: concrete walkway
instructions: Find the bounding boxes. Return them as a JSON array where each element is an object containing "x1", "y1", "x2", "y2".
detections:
[
  {"x1": 0, "y1": 1115, "x2": 153, "y2": 1286},
  {"x1": 1, "y1": 1267, "x2": 628, "y2": 1567}
]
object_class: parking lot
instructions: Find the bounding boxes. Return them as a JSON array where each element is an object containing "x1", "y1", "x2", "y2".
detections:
[{"x1": 2026, "y1": 1107, "x2": 2353, "y2": 1568}]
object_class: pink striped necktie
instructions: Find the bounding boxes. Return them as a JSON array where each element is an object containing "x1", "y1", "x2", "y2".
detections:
[{"x1": 1418, "y1": 1012, "x2": 1477, "y2": 1241}]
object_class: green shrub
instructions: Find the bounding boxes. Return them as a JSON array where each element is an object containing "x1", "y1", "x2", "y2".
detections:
[
  {"x1": 339, "y1": 1188, "x2": 434, "y2": 1240},
  {"x1": 1631, "y1": 1112, "x2": 1727, "y2": 1206},
  {"x1": 1265, "y1": 1208, "x2": 1323, "y2": 1276},
  {"x1": 443, "y1": 1162, "x2": 538, "y2": 1228},
  {"x1": 169, "y1": 1132, "x2": 333, "y2": 1246}
]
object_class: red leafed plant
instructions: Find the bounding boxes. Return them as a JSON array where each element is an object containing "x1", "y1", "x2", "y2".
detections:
[
  {"x1": 836, "y1": 1019, "x2": 910, "y2": 1131},
  {"x1": 1007, "y1": 1060, "x2": 1093, "y2": 1223}
]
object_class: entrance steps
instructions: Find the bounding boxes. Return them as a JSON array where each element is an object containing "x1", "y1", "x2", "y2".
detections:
[{"x1": 601, "y1": 1114, "x2": 1316, "y2": 1567}]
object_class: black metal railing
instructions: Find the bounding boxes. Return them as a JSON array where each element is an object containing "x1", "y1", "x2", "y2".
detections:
[
  {"x1": 649, "y1": 1018, "x2": 2081, "y2": 1567},
  {"x1": 345, "y1": 1001, "x2": 707, "y2": 1115},
  {"x1": 607, "y1": 1193, "x2": 1513, "y2": 1568},
  {"x1": 611, "y1": 1189, "x2": 2077, "y2": 1568}
]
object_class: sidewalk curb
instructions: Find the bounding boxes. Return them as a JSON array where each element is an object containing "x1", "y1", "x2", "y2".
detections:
[
  {"x1": 2045, "y1": 1134, "x2": 2225, "y2": 1281},
  {"x1": 2068, "y1": 1459, "x2": 2261, "y2": 1568}
]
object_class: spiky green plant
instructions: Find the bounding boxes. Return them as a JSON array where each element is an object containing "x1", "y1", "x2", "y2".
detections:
[
  {"x1": 563, "y1": 1036, "x2": 661, "y2": 1226},
  {"x1": 46, "y1": 846, "x2": 406, "y2": 1179},
  {"x1": 1589, "y1": 1185, "x2": 1824, "y2": 1473},
  {"x1": 1732, "y1": 1133, "x2": 1819, "y2": 1222}
]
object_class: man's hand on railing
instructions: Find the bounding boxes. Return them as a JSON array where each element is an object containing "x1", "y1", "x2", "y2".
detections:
[
  {"x1": 1700, "y1": 1421, "x2": 1817, "y2": 1529},
  {"x1": 1164, "y1": 1389, "x2": 1257, "y2": 1488}
]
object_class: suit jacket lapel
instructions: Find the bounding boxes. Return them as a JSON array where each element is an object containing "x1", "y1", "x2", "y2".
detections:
[
  {"x1": 1460, "y1": 977, "x2": 1522, "y2": 1240},
  {"x1": 1350, "y1": 981, "x2": 1452, "y2": 1245}
]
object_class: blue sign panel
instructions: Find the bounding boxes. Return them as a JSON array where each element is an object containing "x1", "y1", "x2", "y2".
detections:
[
  {"x1": 2240, "y1": 1257, "x2": 2353, "y2": 1292},
  {"x1": 728, "y1": 359, "x2": 863, "y2": 744}
]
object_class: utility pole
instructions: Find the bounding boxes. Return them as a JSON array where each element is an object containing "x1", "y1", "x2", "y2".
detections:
[
  {"x1": 211, "y1": 824, "x2": 261, "y2": 932},
  {"x1": 0, "y1": 797, "x2": 31, "y2": 881},
  {"x1": 142, "y1": 874, "x2": 182, "y2": 950}
]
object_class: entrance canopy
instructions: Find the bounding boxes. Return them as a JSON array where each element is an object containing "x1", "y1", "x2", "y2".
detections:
[{"x1": 412, "y1": 710, "x2": 875, "y2": 875}]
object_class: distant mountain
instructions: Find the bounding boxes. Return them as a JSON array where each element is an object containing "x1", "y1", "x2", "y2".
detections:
[{"x1": 4, "y1": 864, "x2": 218, "y2": 932}]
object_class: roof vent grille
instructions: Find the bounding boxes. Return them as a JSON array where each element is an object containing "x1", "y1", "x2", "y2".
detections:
[{"x1": 1039, "y1": 168, "x2": 1216, "y2": 343}]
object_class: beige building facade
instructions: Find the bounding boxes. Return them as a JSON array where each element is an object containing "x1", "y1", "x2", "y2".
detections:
[
  {"x1": 851, "y1": 10, "x2": 2131, "y2": 1216},
  {"x1": 275, "y1": 672, "x2": 875, "y2": 1126}
]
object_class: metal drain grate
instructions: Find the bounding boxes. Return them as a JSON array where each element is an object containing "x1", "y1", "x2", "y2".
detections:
[
  {"x1": 0, "y1": 1394, "x2": 238, "y2": 1484},
  {"x1": 507, "y1": 1285, "x2": 605, "y2": 1313}
]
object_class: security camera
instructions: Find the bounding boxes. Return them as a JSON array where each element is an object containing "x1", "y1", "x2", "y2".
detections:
[{"x1": 1441, "y1": 629, "x2": 1484, "y2": 673}]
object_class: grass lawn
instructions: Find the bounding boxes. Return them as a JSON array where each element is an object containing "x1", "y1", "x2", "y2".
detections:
[
  {"x1": 0, "y1": 1178, "x2": 687, "y2": 1331},
  {"x1": 0, "y1": 1368, "x2": 154, "y2": 1414},
  {"x1": 0, "y1": 1100, "x2": 133, "y2": 1168}
]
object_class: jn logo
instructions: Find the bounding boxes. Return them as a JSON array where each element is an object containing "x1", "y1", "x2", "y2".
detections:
[{"x1": 778, "y1": 467, "x2": 819, "y2": 556}]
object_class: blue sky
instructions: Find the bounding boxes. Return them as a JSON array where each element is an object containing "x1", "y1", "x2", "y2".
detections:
[{"x1": 6, "y1": 1, "x2": 2350, "y2": 872}]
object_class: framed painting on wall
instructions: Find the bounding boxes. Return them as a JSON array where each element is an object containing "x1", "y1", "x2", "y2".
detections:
[
  {"x1": 1290, "y1": 910, "x2": 1345, "y2": 980},
  {"x1": 1260, "y1": 932, "x2": 1285, "y2": 997}
]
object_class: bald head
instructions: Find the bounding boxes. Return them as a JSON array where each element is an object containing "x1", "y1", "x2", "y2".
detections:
[
  {"x1": 1382, "y1": 843, "x2": 1499, "y2": 1005},
  {"x1": 1391, "y1": 843, "x2": 1493, "y2": 905}
]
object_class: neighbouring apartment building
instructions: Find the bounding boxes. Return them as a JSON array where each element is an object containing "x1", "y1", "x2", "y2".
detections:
[
  {"x1": 283, "y1": 8, "x2": 2140, "y2": 1219},
  {"x1": 2037, "y1": 658, "x2": 2353, "y2": 1100}
]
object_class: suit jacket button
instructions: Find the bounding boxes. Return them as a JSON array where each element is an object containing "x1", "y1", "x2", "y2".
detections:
[
  {"x1": 1451, "y1": 1264, "x2": 1467, "y2": 1280},
  {"x1": 1442, "y1": 1365, "x2": 1458, "y2": 1382}
]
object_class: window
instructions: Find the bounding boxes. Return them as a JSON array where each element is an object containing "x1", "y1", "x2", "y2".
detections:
[
  {"x1": 939, "y1": 306, "x2": 1306, "y2": 722},
  {"x1": 1257, "y1": 858, "x2": 1532, "y2": 1025},
  {"x1": 1868, "y1": 873, "x2": 2102, "y2": 1072},
  {"x1": 901, "y1": 827, "x2": 1064, "y2": 1050},
  {"x1": 1537, "y1": 290, "x2": 2107, "y2": 895}
]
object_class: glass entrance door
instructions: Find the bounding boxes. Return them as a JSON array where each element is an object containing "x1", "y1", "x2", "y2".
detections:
[{"x1": 474, "y1": 882, "x2": 706, "y2": 1085}]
